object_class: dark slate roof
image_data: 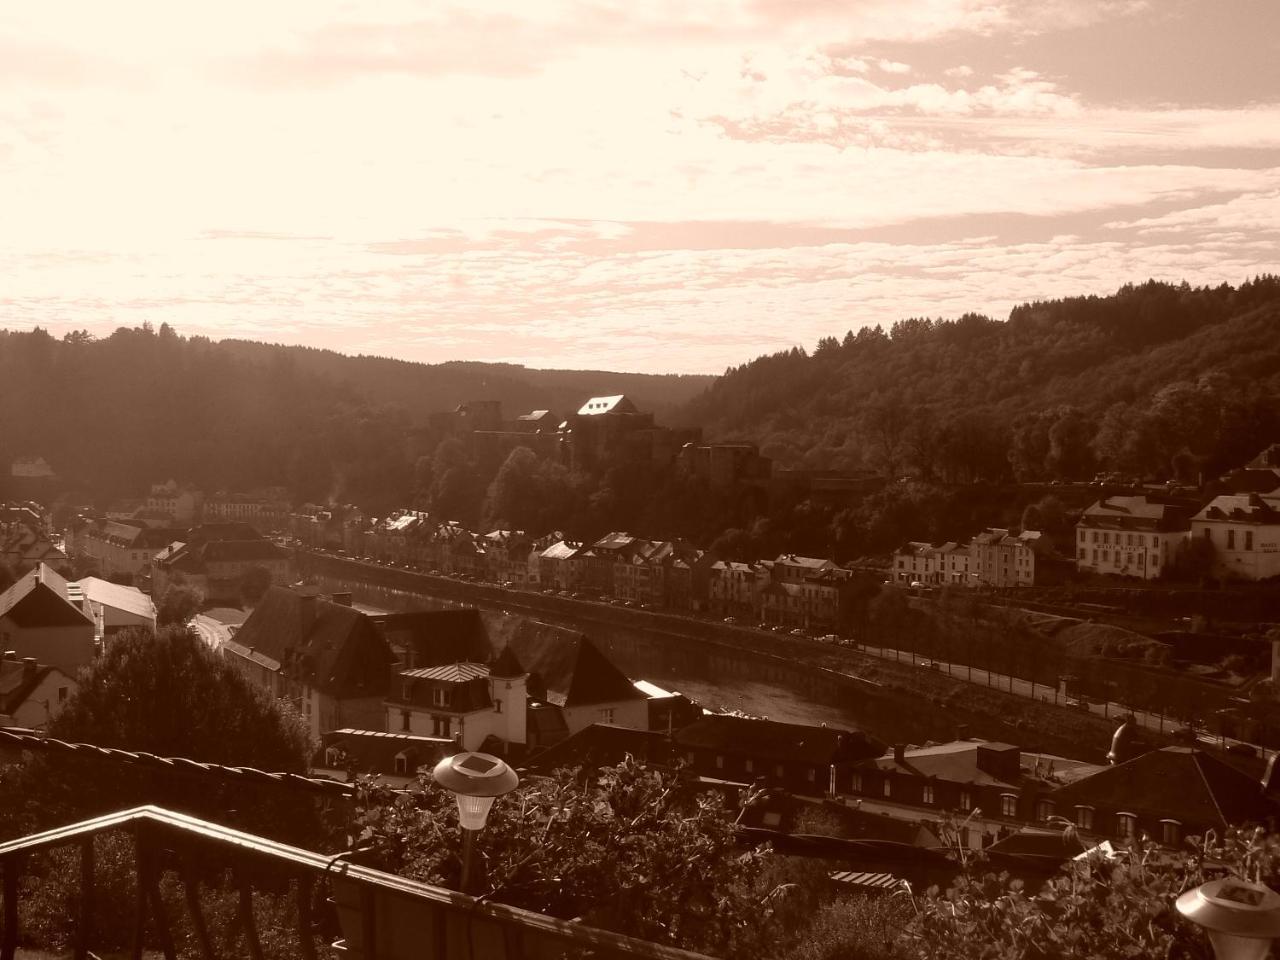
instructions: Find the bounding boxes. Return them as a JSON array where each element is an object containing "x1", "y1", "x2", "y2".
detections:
[
  {"x1": 488, "y1": 644, "x2": 525, "y2": 679},
  {"x1": 504, "y1": 621, "x2": 647, "y2": 708},
  {"x1": 375, "y1": 609, "x2": 492, "y2": 668},
  {"x1": 0, "y1": 660, "x2": 60, "y2": 714},
  {"x1": 185, "y1": 522, "x2": 267, "y2": 544},
  {"x1": 232, "y1": 587, "x2": 392, "y2": 698},
  {"x1": 318, "y1": 729, "x2": 452, "y2": 777},
  {"x1": 520, "y1": 723, "x2": 676, "y2": 775},
  {"x1": 1051, "y1": 747, "x2": 1278, "y2": 829},
  {"x1": 675, "y1": 715, "x2": 885, "y2": 767},
  {"x1": 0, "y1": 565, "x2": 94, "y2": 629}
]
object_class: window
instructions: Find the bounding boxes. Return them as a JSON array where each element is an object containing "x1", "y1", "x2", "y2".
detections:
[
  {"x1": 1036, "y1": 800, "x2": 1054, "y2": 822},
  {"x1": 959, "y1": 790, "x2": 972, "y2": 811},
  {"x1": 599, "y1": 707, "x2": 614, "y2": 724},
  {"x1": 493, "y1": 698, "x2": 502, "y2": 714},
  {"x1": 1078, "y1": 530, "x2": 1086, "y2": 542},
  {"x1": 807, "y1": 768, "x2": 816, "y2": 783},
  {"x1": 400, "y1": 709, "x2": 411, "y2": 732},
  {"x1": 433, "y1": 716, "x2": 450, "y2": 737},
  {"x1": 1160, "y1": 819, "x2": 1181, "y2": 846},
  {"x1": 431, "y1": 687, "x2": 448, "y2": 708},
  {"x1": 394, "y1": 754, "x2": 408, "y2": 775},
  {"x1": 1091, "y1": 531, "x2": 1098, "y2": 543},
  {"x1": 325, "y1": 747, "x2": 342, "y2": 767},
  {"x1": 1076, "y1": 806, "x2": 1094, "y2": 831},
  {"x1": 745, "y1": 758, "x2": 754, "y2": 774},
  {"x1": 999, "y1": 794, "x2": 1017, "y2": 817},
  {"x1": 882, "y1": 779, "x2": 892, "y2": 798},
  {"x1": 715, "y1": 754, "x2": 725, "y2": 770},
  {"x1": 1101, "y1": 550, "x2": 1109, "y2": 562},
  {"x1": 1246, "y1": 531, "x2": 1254, "y2": 551},
  {"x1": 1228, "y1": 529, "x2": 1236, "y2": 550},
  {"x1": 58, "y1": 687, "x2": 69, "y2": 702},
  {"x1": 1116, "y1": 813, "x2": 1137, "y2": 840},
  {"x1": 851, "y1": 772, "x2": 863, "y2": 793},
  {"x1": 922, "y1": 783, "x2": 935, "y2": 804}
]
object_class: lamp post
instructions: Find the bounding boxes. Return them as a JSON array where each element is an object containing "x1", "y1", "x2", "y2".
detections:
[
  {"x1": 432, "y1": 751, "x2": 519, "y2": 896},
  {"x1": 1176, "y1": 877, "x2": 1280, "y2": 960}
]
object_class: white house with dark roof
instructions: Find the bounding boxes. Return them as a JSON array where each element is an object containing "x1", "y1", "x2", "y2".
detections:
[
  {"x1": 0, "y1": 564, "x2": 96, "y2": 675},
  {"x1": 385, "y1": 648, "x2": 529, "y2": 752},
  {"x1": 0, "y1": 653, "x2": 76, "y2": 730},
  {"x1": 1190, "y1": 493, "x2": 1280, "y2": 580},
  {"x1": 1075, "y1": 496, "x2": 1194, "y2": 580}
]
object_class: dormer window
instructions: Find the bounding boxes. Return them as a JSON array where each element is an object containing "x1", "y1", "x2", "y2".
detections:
[
  {"x1": 1116, "y1": 812, "x2": 1137, "y2": 840},
  {"x1": 432, "y1": 687, "x2": 449, "y2": 708},
  {"x1": 1076, "y1": 805, "x2": 1094, "y2": 831},
  {"x1": 1160, "y1": 819, "x2": 1181, "y2": 847}
]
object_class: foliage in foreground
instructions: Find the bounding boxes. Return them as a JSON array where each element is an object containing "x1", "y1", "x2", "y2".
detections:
[{"x1": 905, "y1": 826, "x2": 1280, "y2": 960}]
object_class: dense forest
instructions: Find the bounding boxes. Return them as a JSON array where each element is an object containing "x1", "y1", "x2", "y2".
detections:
[
  {"x1": 0, "y1": 326, "x2": 707, "y2": 512},
  {"x1": 681, "y1": 277, "x2": 1280, "y2": 483},
  {"x1": 4, "y1": 278, "x2": 1280, "y2": 559}
]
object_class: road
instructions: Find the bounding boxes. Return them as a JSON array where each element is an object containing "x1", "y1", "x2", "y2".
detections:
[{"x1": 848, "y1": 640, "x2": 1266, "y2": 758}]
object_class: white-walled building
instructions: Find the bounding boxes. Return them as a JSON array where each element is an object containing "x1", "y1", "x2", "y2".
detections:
[
  {"x1": 385, "y1": 648, "x2": 528, "y2": 752},
  {"x1": 1190, "y1": 493, "x2": 1280, "y2": 581},
  {"x1": 1075, "y1": 496, "x2": 1194, "y2": 580}
]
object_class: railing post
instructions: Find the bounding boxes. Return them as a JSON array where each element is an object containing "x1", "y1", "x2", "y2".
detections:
[
  {"x1": 179, "y1": 863, "x2": 216, "y2": 960},
  {"x1": 296, "y1": 874, "x2": 319, "y2": 960},
  {"x1": 235, "y1": 865, "x2": 266, "y2": 960},
  {"x1": 2, "y1": 855, "x2": 19, "y2": 960},
  {"x1": 135, "y1": 824, "x2": 176, "y2": 960},
  {"x1": 74, "y1": 837, "x2": 95, "y2": 960}
]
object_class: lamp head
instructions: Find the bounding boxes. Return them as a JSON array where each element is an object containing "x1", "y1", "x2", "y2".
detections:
[
  {"x1": 432, "y1": 752, "x2": 519, "y2": 830},
  {"x1": 1177, "y1": 878, "x2": 1280, "y2": 960}
]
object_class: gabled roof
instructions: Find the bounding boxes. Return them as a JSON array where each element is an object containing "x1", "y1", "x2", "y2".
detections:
[
  {"x1": 858, "y1": 740, "x2": 1100, "y2": 788},
  {"x1": 576, "y1": 395, "x2": 638, "y2": 416},
  {"x1": 1079, "y1": 497, "x2": 1195, "y2": 532},
  {"x1": 675, "y1": 715, "x2": 884, "y2": 767},
  {"x1": 503, "y1": 621, "x2": 647, "y2": 708},
  {"x1": 0, "y1": 565, "x2": 94, "y2": 629},
  {"x1": 0, "y1": 659, "x2": 71, "y2": 714},
  {"x1": 230, "y1": 587, "x2": 392, "y2": 697},
  {"x1": 1194, "y1": 494, "x2": 1280, "y2": 524},
  {"x1": 1051, "y1": 747, "x2": 1278, "y2": 829},
  {"x1": 72, "y1": 578, "x2": 157, "y2": 621},
  {"x1": 539, "y1": 540, "x2": 580, "y2": 561}
]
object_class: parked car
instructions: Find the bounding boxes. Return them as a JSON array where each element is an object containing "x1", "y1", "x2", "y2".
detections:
[
  {"x1": 819, "y1": 634, "x2": 840, "y2": 643},
  {"x1": 789, "y1": 628, "x2": 808, "y2": 637},
  {"x1": 723, "y1": 617, "x2": 738, "y2": 624}
]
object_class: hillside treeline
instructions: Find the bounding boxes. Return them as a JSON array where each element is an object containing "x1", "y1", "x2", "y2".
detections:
[{"x1": 683, "y1": 277, "x2": 1280, "y2": 481}]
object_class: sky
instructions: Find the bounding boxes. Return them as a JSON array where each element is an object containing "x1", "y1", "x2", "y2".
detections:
[{"x1": 1, "y1": 1, "x2": 1278, "y2": 373}]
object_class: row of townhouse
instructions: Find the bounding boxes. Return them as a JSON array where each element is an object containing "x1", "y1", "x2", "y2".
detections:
[
  {"x1": 332, "y1": 510, "x2": 857, "y2": 630},
  {"x1": 1075, "y1": 491, "x2": 1280, "y2": 581},
  {"x1": 891, "y1": 528, "x2": 1049, "y2": 588}
]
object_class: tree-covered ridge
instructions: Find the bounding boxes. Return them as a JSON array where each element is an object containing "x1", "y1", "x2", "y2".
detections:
[
  {"x1": 0, "y1": 325, "x2": 708, "y2": 513},
  {"x1": 683, "y1": 277, "x2": 1280, "y2": 479}
]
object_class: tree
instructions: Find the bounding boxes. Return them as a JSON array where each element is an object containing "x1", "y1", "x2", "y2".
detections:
[
  {"x1": 353, "y1": 759, "x2": 783, "y2": 957},
  {"x1": 484, "y1": 446, "x2": 540, "y2": 529},
  {"x1": 157, "y1": 583, "x2": 203, "y2": 625},
  {"x1": 20, "y1": 626, "x2": 314, "y2": 837}
]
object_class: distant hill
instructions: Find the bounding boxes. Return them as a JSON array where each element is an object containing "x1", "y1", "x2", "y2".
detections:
[
  {"x1": 213, "y1": 340, "x2": 711, "y2": 425},
  {"x1": 0, "y1": 327, "x2": 709, "y2": 511},
  {"x1": 679, "y1": 277, "x2": 1280, "y2": 481}
]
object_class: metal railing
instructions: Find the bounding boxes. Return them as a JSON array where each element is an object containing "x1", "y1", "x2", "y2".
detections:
[{"x1": 0, "y1": 805, "x2": 713, "y2": 960}]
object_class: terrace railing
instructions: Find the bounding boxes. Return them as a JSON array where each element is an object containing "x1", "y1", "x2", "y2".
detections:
[{"x1": 0, "y1": 805, "x2": 713, "y2": 960}]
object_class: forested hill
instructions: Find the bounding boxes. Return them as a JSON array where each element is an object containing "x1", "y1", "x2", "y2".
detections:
[
  {"x1": 0, "y1": 327, "x2": 707, "y2": 510},
  {"x1": 679, "y1": 277, "x2": 1280, "y2": 481},
  {"x1": 212, "y1": 340, "x2": 711, "y2": 424}
]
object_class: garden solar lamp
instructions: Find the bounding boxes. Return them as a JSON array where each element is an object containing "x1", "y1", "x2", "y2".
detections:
[
  {"x1": 1176, "y1": 877, "x2": 1280, "y2": 960},
  {"x1": 432, "y1": 751, "x2": 519, "y2": 895}
]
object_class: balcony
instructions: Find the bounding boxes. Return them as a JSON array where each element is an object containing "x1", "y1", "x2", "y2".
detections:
[{"x1": 0, "y1": 805, "x2": 711, "y2": 960}]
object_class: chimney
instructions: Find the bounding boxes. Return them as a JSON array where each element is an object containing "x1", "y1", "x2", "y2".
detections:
[
  {"x1": 21, "y1": 657, "x2": 37, "y2": 681},
  {"x1": 331, "y1": 591, "x2": 352, "y2": 607},
  {"x1": 975, "y1": 742, "x2": 1021, "y2": 782},
  {"x1": 893, "y1": 744, "x2": 905, "y2": 764}
]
